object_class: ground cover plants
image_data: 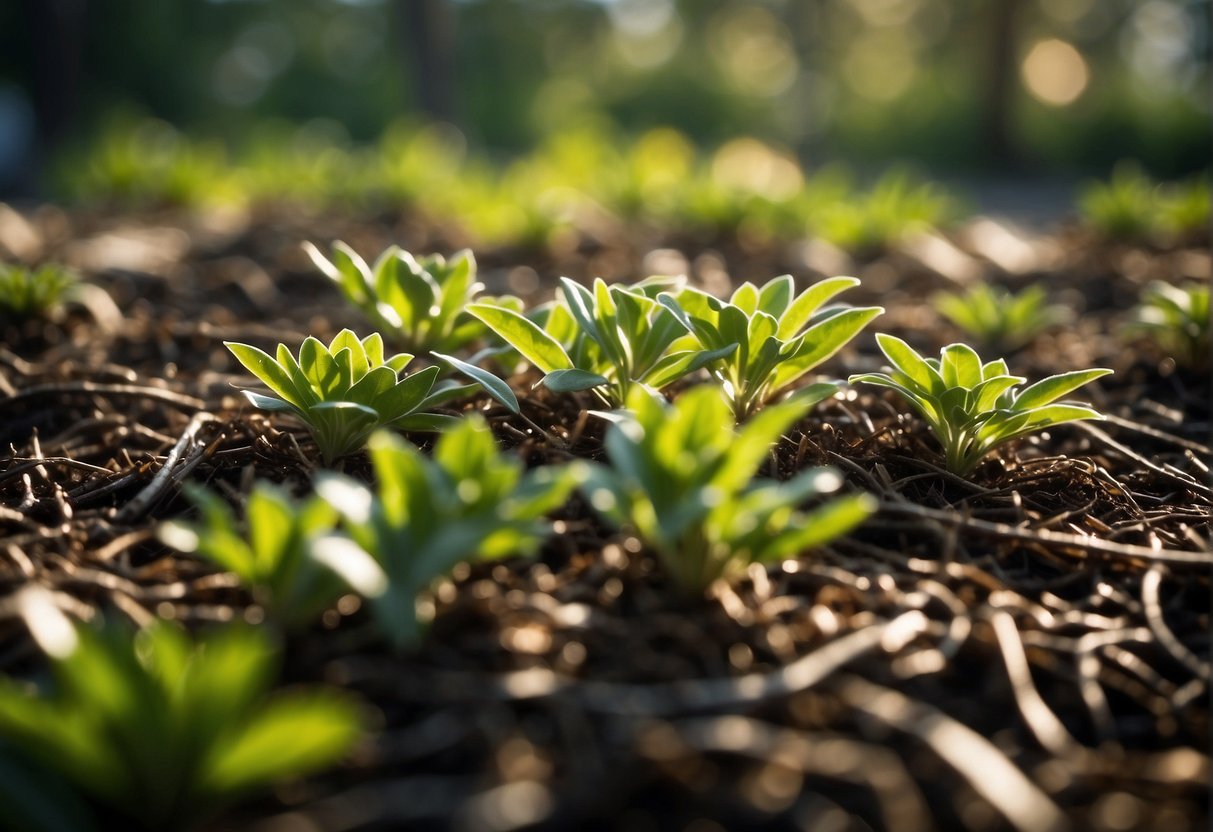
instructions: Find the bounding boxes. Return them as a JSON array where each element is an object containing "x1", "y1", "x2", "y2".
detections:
[
  {"x1": 0, "y1": 156, "x2": 1209, "y2": 831},
  {"x1": 850, "y1": 336, "x2": 1112, "y2": 476}
]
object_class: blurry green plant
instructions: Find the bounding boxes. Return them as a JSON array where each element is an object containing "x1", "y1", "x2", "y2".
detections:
[
  {"x1": 850, "y1": 335, "x2": 1111, "y2": 476},
  {"x1": 813, "y1": 171, "x2": 955, "y2": 254},
  {"x1": 1126, "y1": 281, "x2": 1210, "y2": 371},
  {"x1": 1157, "y1": 176, "x2": 1211, "y2": 240},
  {"x1": 932, "y1": 283, "x2": 1071, "y2": 352},
  {"x1": 581, "y1": 386, "x2": 873, "y2": 593},
  {"x1": 0, "y1": 264, "x2": 79, "y2": 323},
  {"x1": 662, "y1": 274, "x2": 882, "y2": 420},
  {"x1": 316, "y1": 418, "x2": 580, "y2": 648},
  {"x1": 225, "y1": 329, "x2": 466, "y2": 465},
  {"x1": 1077, "y1": 162, "x2": 1159, "y2": 242},
  {"x1": 0, "y1": 611, "x2": 362, "y2": 830},
  {"x1": 158, "y1": 482, "x2": 386, "y2": 631},
  {"x1": 305, "y1": 242, "x2": 488, "y2": 354},
  {"x1": 469, "y1": 276, "x2": 735, "y2": 407}
]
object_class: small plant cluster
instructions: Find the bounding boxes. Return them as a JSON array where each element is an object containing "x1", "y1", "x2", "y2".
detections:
[
  {"x1": 1078, "y1": 163, "x2": 1210, "y2": 244},
  {"x1": 0, "y1": 600, "x2": 363, "y2": 830},
  {"x1": 0, "y1": 263, "x2": 79, "y2": 323},
  {"x1": 1127, "y1": 281, "x2": 1209, "y2": 372},
  {"x1": 850, "y1": 336, "x2": 1111, "y2": 476},
  {"x1": 225, "y1": 330, "x2": 464, "y2": 464},
  {"x1": 932, "y1": 283, "x2": 1070, "y2": 352}
]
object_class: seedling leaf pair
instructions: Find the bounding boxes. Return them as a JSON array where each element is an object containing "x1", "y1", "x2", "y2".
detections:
[{"x1": 851, "y1": 335, "x2": 1111, "y2": 476}]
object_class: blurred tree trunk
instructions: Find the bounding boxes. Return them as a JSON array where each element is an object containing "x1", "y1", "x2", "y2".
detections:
[
  {"x1": 22, "y1": 0, "x2": 85, "y2": 193},
  {"x1": 981, "y1": 0, "x2": 1022, "y2": 169},
  {"x1": 398, "y1": 0, "x2": 457, "y2": 123}
]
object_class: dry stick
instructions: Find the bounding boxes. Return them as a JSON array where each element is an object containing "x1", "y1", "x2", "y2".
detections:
[
  {"x1": 1141, "y1": 564, "x2": 1212, "y2": 681},
  {"x1": 113, "y1": 412, "x2": 216, "y2": 523},
  {"x1": 1103, "y1": 412, "x2": 1211, "y2": 455},
  {"x1": 835, "y1": 674, "x2": 1071, "y2": 832},
  {"x1": 4, "y1": 381, "x2": 207, "y2": 412},
  {"x1": 1077, "y1": 421, "x2": 1212, "y2": 499},
  {"x1": 672, "y1": 717, "x2": 932, "y2": 832},
  {"x1": 989, "y1": 610, "x2": 1082, "y2": 759},
  {"x1": 879, "y1": 501, "x2": 1213, "y2": 566},
  {"x1": 0, "y1": 457, "x2": 113, "y2": 486}
]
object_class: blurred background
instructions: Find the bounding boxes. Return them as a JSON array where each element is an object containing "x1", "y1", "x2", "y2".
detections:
[{"x1": 0, "y1": 0, "x2": 1208, "y2": 211}]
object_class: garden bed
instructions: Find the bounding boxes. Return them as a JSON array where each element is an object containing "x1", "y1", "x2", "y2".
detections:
[{"x1": 1, "y1": 204, "x2": 1208, "y2": 831}]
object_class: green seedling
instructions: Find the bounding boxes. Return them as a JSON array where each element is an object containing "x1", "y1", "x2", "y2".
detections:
[
  {"x1": 661, "y1": 274, "x2": 882, "y2": 421},
  {"x1": 0, "y1": 608, "x2": 362, "y2": 830},
  {"x1": 813, "y1": 170, "x2": 956, "y2": 254},
  {"x1": 225, "y1": 329, "x2": 468, "y2": 465},
  {"x1": 316, "y1": 418, "x2": 580, "y2": 648},
  {"x1": 0, "y1": 264, "x2": 79, "y2": 323},
  {"x1": 468, "y1": 276, "x2": 735, "y2": 407},
  {"x1": 1077, "y1": 162, "x2": 1158, "y2": 242},
  {"x1": 305, "y1": 242, "x2": 487, "y2": 354},
  {"x1": 158, "y1": 482, "x2": 386, "y2": 631},
  {"x1": 850, "y1": 335, "x2": 1112, "y2": 476},
  {"x1": 1127, "y1": 281, "x2": 1210, "y2": 370},
  {"x1": 932, "y1": 283, "x2": 1070, "y2": 352},
  {"x1": 581, "y1": 386, "x2": 873, "y2": 594},
  {"x1": 1157, "y1": 176, "x2": 1210, "y2": 240}
]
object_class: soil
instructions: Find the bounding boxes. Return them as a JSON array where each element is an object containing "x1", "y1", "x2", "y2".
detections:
[{"x1": 1, "y1": 203, "x2": 1209, "y2": 832}]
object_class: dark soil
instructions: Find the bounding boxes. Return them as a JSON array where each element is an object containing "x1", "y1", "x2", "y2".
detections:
[{"x1": 1, "y1": 204, "x2": 1209, "y2": 832}]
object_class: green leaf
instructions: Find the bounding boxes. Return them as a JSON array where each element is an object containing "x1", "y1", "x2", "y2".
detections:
[
  {"x1": 225, "y1": 343, "x2": 305, "y2": 409},
  {"x1": 874, "y1": 333, "x2": 938, "y2": 393},
  {"x1": 200, "y1": 692, "x2": 361, "y2": 794},
  {"x1": 778, "y1": 276, "x2": 861, "y2": 339},
  {"x1": 468, "y1": 303, "x2": 573, "y2": 373},
  {"x1": 1012, "y1": 368, "x2": 1112, "y2": 411},
  {"x1": 432, "y1": 351, "x2": 520, "y2": 414},
  {"x1": 758, "y1": 493, "x2": 874, "y2": 561},
  {"x1": 543, "y1": 369, "x2": 611, "y2": 392},
  {"x1": 641, "y1": 343, "x2": 737, "y2": 389},
  {"x1": 940, "y1": 343, "x2": 983, "y2": 388},
  {"x1": 771, "y1": 306, "x2": 883, "y2": 390},
  {"x1": 240, "y1": 391, "x2": 298, "y2": 414},
  {"x1": 757, "y1": 275, "x2": 794, "y2": 317}
]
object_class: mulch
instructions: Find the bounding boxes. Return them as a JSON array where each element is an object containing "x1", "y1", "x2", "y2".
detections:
[{"x1": 1, "y1": 205, "x2": 1208, "y2": 832}]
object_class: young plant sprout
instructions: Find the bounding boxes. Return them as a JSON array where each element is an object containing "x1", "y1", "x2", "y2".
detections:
[
  {"x1": 316, "y1": 418, "x2": 581, "y2": 648},
  {"x1": 850, "y1": 335, "x2": 1112, "y2": 476},
  {"x1": 660, "y1": 274, "x2": 882, "y2": 421},
  {"x1": 1126, "y1": 281, "x2": 1210, "y2": 371},
  {"x1": 305, "y1": 242, "x2": 487, "y2": 354},
  {"x1": 581, "y1": 386, "x2": 873, "y2": 594},
  {"x1": 1077, "y1": 162, "x2": 1160, "y2": 242},
  {"x1": 158, "y1": 482, "x2": 386, "y2": 631},
  {"x1": 932, "y1": 283, "x2": 1070, "y2": 352},
  {"x1": 0, "y1": 263, "x2": 80, "y2": 323},
  {"x1": 0, "y1": 609, "x2": 363, "y2": 830},
  {"x1": 469, "y1": 276, "x2": 735, "y2": 407},
  {"x1": 225, "y1": 329, "x2": 467, "y2": 465}
]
